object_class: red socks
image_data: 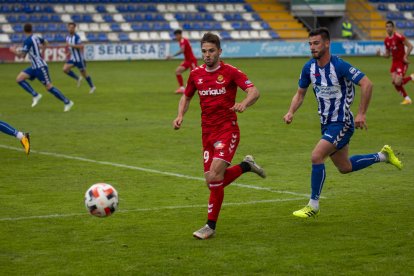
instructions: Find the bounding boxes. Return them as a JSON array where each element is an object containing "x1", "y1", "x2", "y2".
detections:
[
  {"x1": 394, "y1": 84, "x2": 408, "y2": 98},
  {"x1": 176, "y1": 74, "x2": 184, "y2": 87},
  {"x1": 223, "y1": 165, "x2": 243, "y2": 187},
  {"x1": 207, "y1": 181, "x2": 224, "y2": 222}
]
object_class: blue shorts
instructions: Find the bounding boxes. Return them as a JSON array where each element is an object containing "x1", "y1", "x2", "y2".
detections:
[
  {"x1": 66, "y1": 59, "x2": 86, "y2": 71},
  {"x1": 24, "y1": 66, "x2": 51, "y2": 85},
  {"x1": 321, "y1": 122, "x2": 354, "y2": 150}
]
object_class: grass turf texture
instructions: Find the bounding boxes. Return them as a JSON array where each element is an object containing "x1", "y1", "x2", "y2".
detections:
[{"x1": 0, "y1": 57, "x2": 413, "y2": 275}]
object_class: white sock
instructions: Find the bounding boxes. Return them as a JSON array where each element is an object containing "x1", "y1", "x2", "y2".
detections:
[
  {"x1": 308, "y1": 199, "x2": 319, "y2": 210},
  {"x1": 405, "y1": 96, "x2": 411, "y2": 101},
  {"x1": 16, "y1": 131, "x2": 24, "y2": 140},
  {"x1": 378, "y1": 152, "x2": 387, "y2": 162}
]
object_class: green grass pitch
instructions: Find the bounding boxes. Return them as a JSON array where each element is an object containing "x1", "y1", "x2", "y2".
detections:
[{"x1": 0, "y1": 57, "x2": 413, "y2": 275}]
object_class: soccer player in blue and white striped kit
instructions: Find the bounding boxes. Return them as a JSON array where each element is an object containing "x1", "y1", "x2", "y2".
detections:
[
  {"x1": 63, "y1": 22, "x2": 96, "y2": 94},
  {"x1": 283, "y1": 28, "x2": 403, "y2": 218},
  {"x1": 10, "y1": 23, "x2": 74, "y2": 112}
]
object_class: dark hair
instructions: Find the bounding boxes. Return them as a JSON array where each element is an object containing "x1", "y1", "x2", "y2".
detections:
[
  {"x1": 386, "y1": 20, "x2": 394, "y2": 27},
  {"x1": 68, "y1": 22, "x2": 76, "y2": 27},
  {"x1": 200, "y1": 32, "x2": 221, "y2": 49},
  {"x1": 23, "y1": 23, "x2": 32, "y2": 33},
  {"x1": 309, "y1": 27, "x2": 330, "y2": 41},
  {"x1": 173, "y1": 29, "x2": 182, "y2": 35}
]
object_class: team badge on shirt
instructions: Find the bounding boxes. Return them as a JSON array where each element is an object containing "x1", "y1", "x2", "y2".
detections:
[{"x1": 216, "y1": 75, "x2": 225, "y2": 84}]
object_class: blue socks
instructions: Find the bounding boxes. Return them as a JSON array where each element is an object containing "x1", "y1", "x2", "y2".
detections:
[
  {"x1": 18, "y1": 80, "x2": 38, "y2": 97},
  {"x1": 48, "y1": 87, "x2": 70, "y2": 104},
  {"x1": 350, "y1": 154, "x2": 380, "y2": 172},
  {"x1": 0, "y1": 121, "x2": 18, "y2": 137},
  {"x1": 66, "y1": 70, "x2": 79, "y2": 80},
  {"x1": 86, "y1": 76, "x2": 94, "y2": 88},
  {"x1": 311, "y1": 164, "x2": 326, "y2": 200}
]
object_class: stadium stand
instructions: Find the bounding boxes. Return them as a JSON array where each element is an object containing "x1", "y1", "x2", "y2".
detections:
[
  {"x1": 0, "y1": 0, "x2": 305, "y2": 44},
  {"x1": 369, "y1": 0, "x2": 414, "y2": 38}
]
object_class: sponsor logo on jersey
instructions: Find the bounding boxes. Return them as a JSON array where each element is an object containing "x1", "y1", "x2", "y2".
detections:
[
  {"x1": 245, "y1": 80, "x2": 252, "y2": 85},
  {"x1": 214, "y1": 141, "x2": 226, "y2": 150},
  {"x1": 197, "y1": 78, "x2": 203, "y2": 84},
  {"x1": 199, "y1": 87, "x2": 226, "y2": 96},
  {"x1": 314, "y1": 85, "x2": 341, "y2": 99}
]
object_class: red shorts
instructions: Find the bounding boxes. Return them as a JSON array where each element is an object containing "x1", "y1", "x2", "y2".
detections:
[
  {"x1": 201, "y1": 125, "x2": 240, "y2": 173},
  {"x1": 390, "y1": 60, "x2": 408, "y2": 76},
  {"x1": 180, "y1": 59, "x2": 197, "y2": 70}
]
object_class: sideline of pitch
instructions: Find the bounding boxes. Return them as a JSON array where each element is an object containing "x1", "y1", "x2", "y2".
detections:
[
  {"x1": 0, "y1": 144, "x2": 318, "y2": 198},
  {"x1": 0, "y1": 197, "x2": 304, "y2": 222}
]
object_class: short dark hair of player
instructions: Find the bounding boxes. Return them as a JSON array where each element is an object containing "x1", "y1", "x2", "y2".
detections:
[
  {"x1": 309, "y1": 27, "x2": 330, "y2": 41},
  {"x1": 200, "y1": 32, "x2": 221, "y2": 49},
  {"x1": 386, "y1": 20, "x2": 394, "y2": 27},
  {"x1": 173, "y1": 29, "x2": 182, "y2": 35},
  {"x1": 68, "y1": 22, "x2": 76, "y2": 27},
  {"x1": 23, "y1": 23, "x2": 32, "y2": 33}
]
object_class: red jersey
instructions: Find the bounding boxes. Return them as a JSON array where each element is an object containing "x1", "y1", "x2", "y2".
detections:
[
  {"x1": 185, "y1": 61, "x2": 254, "y2": 131},
  {"x1": 179, "y1": 38, "x2": 196, "y2": 62},
  {"x1": 384, "y1": 32, "x2": 407, "y2": 62}
]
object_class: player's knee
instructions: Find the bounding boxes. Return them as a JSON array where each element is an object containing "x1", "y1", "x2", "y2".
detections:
[
  {"x1": 45, "y1": 83, "x2": 53, "y2": 90},
  {"x1": 337, "y1": 166, "x2": 352, "y2": 174},
  {"x1": 311, "y1": 152, "x2": 324, "y2": 164},
  {"x1": 205, "y1": 171, "x2": 222, "y2": 183}
]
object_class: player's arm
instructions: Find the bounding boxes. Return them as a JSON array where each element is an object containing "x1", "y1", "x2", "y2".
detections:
[
  {"x1": 230, "y1": 86, "x2": 260, "y2": 113},
  {"x1": 173, "y1": 95, "x2": 192, "y2": 130},
  {"x1": 283, "y1": 87, "x2": 308, "y2": 124},
  {"x1": 167, "y1": 46, "x2": 184, "y2": 60},
  {"x1": 377, "y1": 45, "x2": 390, "y2": 58},
  {"x1": 9, "y1": 45, "x2": 27, "y2": 58},
  {"x1": 354, "y1": 76, "x2": 373, "y2": 130},
  {"x1": 403, "y1": 39, "x2": 413, "y2": 63}
]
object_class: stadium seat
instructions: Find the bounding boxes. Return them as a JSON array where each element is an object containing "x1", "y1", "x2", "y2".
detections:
[
  {"x1": 108, "y1": 32, "x2": 119, "y2": 42},
  {"x1": 13, "y1": 24, "x2": 24, "y2": 32},
  {"x1": 118, "y1": 33, "x2": 129, "y2": 42},
  {"x1": 0, "y1": 34, "x2": 11, "y2": 43}
]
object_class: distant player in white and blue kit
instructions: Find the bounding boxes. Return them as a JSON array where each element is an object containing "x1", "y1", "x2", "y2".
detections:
[
  {"x1": 283, "y1": 28, "x2": 403, "y2": 218},
  {"x1": 10, "y1": 23, "x2": 74, "y2": 112},
  {"x1": 63, "y1": 22, "x2": 96, "y2": 94}
]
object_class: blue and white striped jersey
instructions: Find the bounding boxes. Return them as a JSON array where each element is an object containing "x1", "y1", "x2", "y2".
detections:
[
  {"x1": 298, "y1": 55, "x2": 365, "y2": 125},
  {"x1": 66, "y1": 33, "x2": 84, "y2": 62},
  {"x1": 21, "y1": 34, "x2": 47, "y2": 69}
]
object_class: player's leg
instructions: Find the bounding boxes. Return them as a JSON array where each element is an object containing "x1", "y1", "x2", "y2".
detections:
[
  {"x1": 63, "y1": 62, "x2": 80, "y2": 83},
  {"x1": 79, "y1": 63, "x2": 96, "y2": 93},
  {"x1": 0, "y1": 121, "x2": 30, "y2": 155},
  {"x1": 16, "y1": 69, "x2": 42, "y2": 107},
  {"x1": 175, "y1": 64, "x2": 187, "y2": 94},
  {"x1": 40, "y1": 67, "x2": 74, "y2": 111},
  {"x1": 392, "y1": 65, "x2": 412, "y2": 104}
]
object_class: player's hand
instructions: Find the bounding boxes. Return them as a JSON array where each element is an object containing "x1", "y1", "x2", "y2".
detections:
[
  {"x1": 9, "y1": 45, "x2": 17, "y2": 53},
  {"x1": 355, "y1": 113, "x2": 367, "y2": 130},
  {"x1": 283, "y1": 112, "x2": 294, "y2": 124},
  {"x1": 376, "y1": 48, "x2": 381, "y2": 56},
  {"x1": 403, "y1": 56, "x2": 410, "y2": 64},
  {"x1": 173, "y1": 116, "x2": 183, "y2": 130},
  {"x1": 230, "y1": 103, "x2": 247, "y2": 113}
]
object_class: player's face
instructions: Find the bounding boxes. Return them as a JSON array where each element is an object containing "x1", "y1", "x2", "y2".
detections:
[
  {"x1": 201, "y1": 42, "x2": 222, "y2": 68},
  {"x1": 386, "y1": 24, "x2": 394, "y2": 36},
  {"x1": 309, "y1": 35, "x2": 329, "y2": 60},
  {"x1": 68, "y1": 24, "x2": 76, "y2": 34},
  {"x1": 174, "y1": 34, "x2": 182, "y2": 41}
]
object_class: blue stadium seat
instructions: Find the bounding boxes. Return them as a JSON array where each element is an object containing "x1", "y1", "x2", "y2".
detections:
[
  {"x1": 261, "y1": 22, "x2": 271, "y2": 30},
  {"x1": 86, "y1": 33, "x2": 99, "y2": 42},
  {"x1": 35, "y1": 24, "x2": 46, "y2": 32},
  {"x1": 111, "y1": 23, "x2": 121, "y2": 32},
  {"x1": 96, "y1": 5, "x2": 106, "y2": 13},
  {"x1": 7, "y1": 15, "x2": 18, "y2": 23},
  {"x1": 220, "y1": 31, "x2": 232, "y2": 40},
  {"x1": 406, "y1": 21, "x2": 414, "y2": 28},
  {"x1": 48, "y1": 24, "x2": 58, "y2": 32},
  {"x1": 13, "y1": 25, "x2": 24, "y2": 32},
  {"x1": 141, "y1": 23, "x2": 151, "y2": 31},
  {"x1": 58, "y1": 24, "x2": 67, "y2": 32},
  {"x1": 55, "y1": 33, "x2": 66, "y2": 43},
  {"x1": 404, "y1": 30, "x2": 414, "y2": 37},
  {"x1": 44, "y1": 33, "x2": 55, "y2": 42},
  {"x1": 98, "y1": 33, "x2": 108, "y2": 42},
  {"x1": 40, "y1": 15, "x2": 52, "y2": 23},
  {"x1": 119, "y1": 33, "x2": 129, "y2": 41},
  {"x1": 131, "y1": 23, "x2": 142, "y2": 31},
  {"x1": 51, "y1": 15, "x2": 62, "y2": 22},
  {"x1": 83, "y1": 14, "x2": 93, "y2": 23},
  {"x1": 103, "y1": 15, "x2": 114, "y2": 23},
  {"x1": 396, "y1": 21, "x2": 406, "y2": 28},
  {"x1": 72, "y1": 15, "x2": 82, "y2": 22},
  {"x1": 269, "y1": 31, "x2": 280, "y2": 39},
  {"x1": 10, "y1": 34, "x2": 24, "y2": 43},
  {"x1": 378, "y1": 4, "x2": 388, "y2": 11},
  {"x1": 134, "y1": 14, "x2": 144, "y2": 21},
  {"x1": 197, "y1": 5, "x2": 207, "y2": 12}
]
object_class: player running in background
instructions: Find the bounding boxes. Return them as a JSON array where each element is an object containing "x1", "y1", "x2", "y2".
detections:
[
  {"x1": 0, "y1": 120, "x2": 30, "y2": 155},
  {"x1": 173, "y1": 33, "x2": 265, "y2": 240},
  {"x1": 377, "y1": 20, "x2": 414, "y2": 105},
  {"x1": 167, "y1": 29, "x2": 198, "y2": 94},
  {"x1": 10, "y1": 23, "x2": 74, "y2": 112},
  {"x1": 63, "y1": 22, "x2": 96, "y2": 94},
  {"x1": 283, "y1": 28, "x2": 403, "y2": 219}
]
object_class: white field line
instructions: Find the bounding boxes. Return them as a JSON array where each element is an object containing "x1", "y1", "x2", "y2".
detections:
[
  {"x1": 0, "y1": 198, "x2": 304, "y2": 222},
  {"x1": 0, "y1": 144, "x2": 318, "y2": 198}
]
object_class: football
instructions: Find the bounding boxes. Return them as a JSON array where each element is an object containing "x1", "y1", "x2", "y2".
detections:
[{"x1": 84, "y1": 183, "x2": 119, "y2": 217}]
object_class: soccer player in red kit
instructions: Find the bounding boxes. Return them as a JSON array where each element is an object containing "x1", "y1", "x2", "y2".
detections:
[
  {"x1": 173, "y1": 33, "x2": 266, "y2": 240},
  {"x1": 377, "y1": 20, "x2": 414, "y2": 105},
  {"x1": 167, "y1": 29, "x2": 198, "y2": 94}
]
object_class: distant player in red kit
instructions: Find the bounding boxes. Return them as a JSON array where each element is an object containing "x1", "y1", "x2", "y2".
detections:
[
  {"x1": 173, "y1": 33, "x2": 266, "y2": 240},
  {"x1": 377, "y1": 20, "x2": 414, "y2": 105},
  {"x1": 167, "y1": 29, "x2": 198, "y2": 94}
]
